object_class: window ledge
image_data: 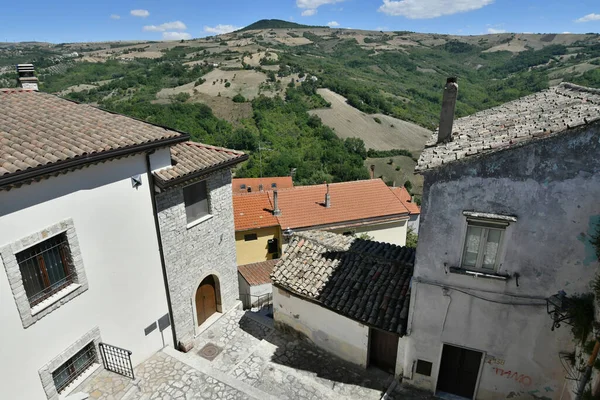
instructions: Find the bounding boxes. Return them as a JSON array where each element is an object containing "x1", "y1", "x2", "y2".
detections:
[
  {"x1": 31, "y1": 283, "x2": 82, "y2": 316},
  {"x1": 449, "y1": 267, "x2": 510, "y2": 281},
  {"x1": 58, "y1": 363, "x2": 101, "y2": 400},
  {"x1": 186, "y1": 214, "x2": 213, "y2": 229}
]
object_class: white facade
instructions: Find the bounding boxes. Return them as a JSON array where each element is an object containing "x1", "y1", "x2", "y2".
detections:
[
  {"x1": 273, "y1": 287, "x2": 406, "y2": 374},
  {"x1": 274, "y1": 287, "x2": 370, "y2": 366},
  {"x1": 0, "y1": 153, "x2": 173, "y2": 400}
]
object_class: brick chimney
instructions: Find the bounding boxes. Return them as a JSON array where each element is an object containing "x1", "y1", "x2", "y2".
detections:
[
  {"x1": 437, "y1": 77, "x2": 458, "y2": 144},
  {"x1": 273, "y1": 190, "x2": 281, "y2": 216},
  {"x1": 369, "y1": 165, "x2": 375, "y2": 179},
  {"x1": 16, "y1": 64, "x2": 38, "y2": 91},
  {"x1": 325, "y1": 183, "x2": 331, "y2": 208}
]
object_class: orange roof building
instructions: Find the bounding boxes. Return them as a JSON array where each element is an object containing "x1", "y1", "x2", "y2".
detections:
[
  {"x1": 233, "y1": 179, "x2": 413, "y2": 267},
  {"x1": 390, "y1": 186, "x2": 421, "y2": 234},
  {"x1": 270, "y1": 180, "x2": 410, "y2": 230},
  {"x1": 232, "y1": 177, "x2": 293, "y2": 193}
]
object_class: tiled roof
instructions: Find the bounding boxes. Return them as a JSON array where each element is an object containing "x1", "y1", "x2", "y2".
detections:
[
  {"x1": 0, "y1": 89, "x2": 185, "y2": 185},
  {"x1": 233, "y1": 191, "x2": 279, "y2": 231},
  {"x1": 269, "y1": 179, "x2": 410, "y2": 230},
  {"x1": 271, "y1": 231, "x2": 415, "y2": 335},
  {"x1": 233, "y1": 177, "x2": 293, "y2": 193},
  {"x1": 154, "y1": 142, "x2": 247, "y2": 187},
  {"x1": 238, "y1": 259, "x2": 278, "y2": 286},
  {"x1": 417, "y1": 83, "x2": 600, "y2": 171},
  {"x1": 390, "y1": 187, "x2": 420, "y2": 215}
]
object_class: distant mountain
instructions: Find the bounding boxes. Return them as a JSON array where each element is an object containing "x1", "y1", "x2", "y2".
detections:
[{"x1": 239, "y1": 19, "x2": 328, "y2": 31}]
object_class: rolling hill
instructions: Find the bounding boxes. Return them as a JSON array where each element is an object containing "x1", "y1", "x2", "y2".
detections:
[{"x1": 1, "y1": 23, "x2": 598, "y2": 192}]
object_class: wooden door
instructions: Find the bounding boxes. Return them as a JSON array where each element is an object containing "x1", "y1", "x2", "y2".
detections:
[
  {"x1": 195, "y1": 276, "x2": 217, "y2": 326},
  {"x1": 369, "y1": 329, "x2": 399, "y2": 373},
  {"x1": 437, "y1": 344, "x2": 483, "y2": 399}
]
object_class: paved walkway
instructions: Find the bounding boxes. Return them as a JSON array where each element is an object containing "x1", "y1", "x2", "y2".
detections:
[{"x1": 74, "y1": 308, "x2": 432, "y2": 400}]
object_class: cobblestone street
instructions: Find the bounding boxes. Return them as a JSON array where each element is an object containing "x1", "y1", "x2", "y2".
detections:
[{"x1": 74, "y1": 307, "x2": 433, "y2": 400}]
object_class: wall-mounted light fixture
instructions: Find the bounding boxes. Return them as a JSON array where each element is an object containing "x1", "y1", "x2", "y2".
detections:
[{"x1": 547, "y1": 290, "x2": 575, "y2": 331}]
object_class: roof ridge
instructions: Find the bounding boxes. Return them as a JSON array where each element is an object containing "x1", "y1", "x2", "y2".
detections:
[
  {"x1": 558, "y1": 82, "x2": 600, "y2": 96},
  {"x1": 293, "y1": 230, "x2": 413, "y2": 264},
  {"x1": 185, "y1": 141, "x2": 245, "y2": 155}
]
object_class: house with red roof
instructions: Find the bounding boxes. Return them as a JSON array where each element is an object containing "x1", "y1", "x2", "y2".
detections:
[{"x1": 232, "y1": 179, "x2": 416, "y2": 308}]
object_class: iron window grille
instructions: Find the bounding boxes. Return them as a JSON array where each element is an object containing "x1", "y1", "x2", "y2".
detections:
[
  {"x1": 52, "y1": 342, "x2": 97, "y2": 393},
  {"x1": 16, "y1": 233, "x2": 74, "y2": 307}
]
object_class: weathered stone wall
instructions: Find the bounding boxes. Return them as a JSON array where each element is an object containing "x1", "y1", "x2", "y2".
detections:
[
  {"x1": 156, "y1": 168, "x2": 239, "y2": 345},
  {"x1": 405, "y1": 124, "x2": 600, "y2": 399}
]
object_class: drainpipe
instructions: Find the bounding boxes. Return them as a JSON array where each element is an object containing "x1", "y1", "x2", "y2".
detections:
[
  {"x1": 575, "y1": 340, "x2": 600, "y2": 400},
  {"x1": 145, "y1": 151, "x2": 178, "y2": 349}
]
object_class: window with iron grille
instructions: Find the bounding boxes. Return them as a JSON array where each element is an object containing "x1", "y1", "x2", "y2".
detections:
[
  {"x1": 16, "y1": 233, "x2": 74, "y2": 306},
  {"x1": 52, "y1": 342, "x2": 97, "y2": 393}
]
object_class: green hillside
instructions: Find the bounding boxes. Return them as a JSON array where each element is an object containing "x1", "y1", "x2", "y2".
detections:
[{"x1": 1, "y1": 29, "x2": 598, "y2": 189}]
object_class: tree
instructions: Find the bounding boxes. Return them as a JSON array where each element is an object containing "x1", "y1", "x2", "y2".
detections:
[
  {"x1": 232, "y1": 94, "x2": 246, "y2": 103},
  {"x1": 404, "y1": 180, "x2": 413, "y2": 192},
  {"x1": 405, "y1": 227, "x2": 418, "y2": 248}
]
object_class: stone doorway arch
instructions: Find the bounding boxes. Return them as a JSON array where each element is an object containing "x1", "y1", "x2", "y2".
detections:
[{"x1": 193, "y1": 274, "x2": 222, "y2": 330}]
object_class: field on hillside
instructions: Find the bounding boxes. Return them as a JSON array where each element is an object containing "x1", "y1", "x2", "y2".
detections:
[
  {"x1": 309, "y1": 89, "x2": 431, "y2": 151},
  {"x1": 366, "y1": 156, "x2": 424, "y2": 196}
]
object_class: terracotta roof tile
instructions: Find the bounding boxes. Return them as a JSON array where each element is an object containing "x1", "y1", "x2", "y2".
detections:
[
  {"x1": 154, "y1": 142, "x2": 247, "y2": 186},
  {"x1": 271, "y1": 179, "x2": 410, "y2": 230},
  {"x1": 0, "y1": 89, "x2": 184, "y2": 184},
  {"x1": 390, "y1": 187, "x2": 420, "y2": 215},
  {"x1": 417, "y1": 83, "x2": 600, "y2": 171},
  {"x1": 271, "y1": 231, "x2": 415, "y2": 335},
  {"x1": 233, "y1": 177, "x2": 293, "y2": 193},
  {"x1": 238, "y1": 259, "x2": 278, "y2": 286},
  {"x1": 233, "y1": 191, "x2": 279, "y2": 231}
]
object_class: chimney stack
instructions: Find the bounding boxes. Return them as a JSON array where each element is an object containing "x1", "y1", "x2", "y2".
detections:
[
  {"x1": 16, "y1": 64, "x2": 38, "y2": 91},
  {"x1": 437, "y1": 77, "x2": 458, "y2": 144},
  {"x1": 325, "y1": 183, "x2": 331, "y2": 208},
  {"x1": 273, "y1": 190, "x2": 281, "y2": 216},
  {"x1": 369, "y1": 165, "x2": 375, "y2": 180}
]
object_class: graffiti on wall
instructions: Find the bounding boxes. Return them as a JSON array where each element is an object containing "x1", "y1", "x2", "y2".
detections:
[{"x1": 492, "y1": 367, "x2": 533, "y2": 386}]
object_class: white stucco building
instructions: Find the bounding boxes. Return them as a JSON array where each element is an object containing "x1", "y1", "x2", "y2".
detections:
[
  {"x1": 402, "y1": 82, "x2": 600, "y2": 400},
  {"x1": 0, "y1": 88, "x2": 247, "y2": 399},
  {"x1": 271, "y1": 231, "x2": 415, "y2": 376}
]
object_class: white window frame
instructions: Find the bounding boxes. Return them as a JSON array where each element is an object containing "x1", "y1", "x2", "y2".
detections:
[
  {"x1": 183, "y1": 180, "x2": 212, "y2": 228},
  {"x1": 459, "y1": 211, "x2": 516, "y2": 273}
]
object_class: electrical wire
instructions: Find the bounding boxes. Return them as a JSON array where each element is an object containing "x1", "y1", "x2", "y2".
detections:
[{"x1": 417, "y1": 278, "x2": 547, "y2": 306}]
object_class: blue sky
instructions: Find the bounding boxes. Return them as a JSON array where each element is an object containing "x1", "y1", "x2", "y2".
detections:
[{"x1": 1, "y1": 0, "x2": 599, "y2": 43}]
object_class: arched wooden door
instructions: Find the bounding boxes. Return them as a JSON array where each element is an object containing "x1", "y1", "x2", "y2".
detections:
[{"x1": 195, "y1": 276, "x2": 217, "y2": 326}]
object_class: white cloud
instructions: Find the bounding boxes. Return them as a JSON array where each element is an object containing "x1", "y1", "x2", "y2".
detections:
[
  {"x1": 143, "y1": 21, "x2": 187, "y2": 32},
  {"x1": 203, "y1": 24, "x2": 241, "y2": 35},
  {"x1": 301, "y1": 9, "x2": 317, "y2": 16},
  {"x1": 378, "y1": 0, "x2": 494, "y2": 19},
  {"x1": 576, "y1": 13, "x2": 600, "y2": 23},
  {"x1": 297, "y1": 0, "x2": 344, "y2": 9},
  {"x1": 487, "y1": 27, "x2": 506, "y2": 33},
  {"x1": 162, "y1": 32, "x2": 192, "y2": 40},
  {"x1": 327, "y1": 21, "x2": 340, "y2": 27},
  {"x1": 130, "y1": 9, "x2": 150, "y2": 18},
  {"x1": 110, "y1": 14, "x2": 120, "y2": 20}
]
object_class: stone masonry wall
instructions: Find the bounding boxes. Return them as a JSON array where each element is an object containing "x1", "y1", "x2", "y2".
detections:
[{"x1": 156, "y1": 168, "x2": 239, "y2": 345}]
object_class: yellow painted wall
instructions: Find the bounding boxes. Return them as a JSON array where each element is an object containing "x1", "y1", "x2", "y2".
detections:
[{"x1": 235, "y1": 226, "x2": 281, "y2": 265}]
